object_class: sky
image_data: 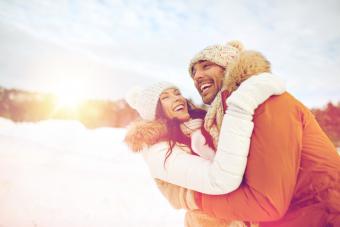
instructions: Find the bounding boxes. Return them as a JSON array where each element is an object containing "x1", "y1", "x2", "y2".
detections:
[{"x1": 0, "y1": 0, "x2": 339, "y2": 107}]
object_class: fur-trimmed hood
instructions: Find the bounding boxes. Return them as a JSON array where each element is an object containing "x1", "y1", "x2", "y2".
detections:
[
  {"x1": 223, "y1": 50, "x2": 271, "y2": 93},
  {"x1": 125, "y1": 120, "x2": 168, "y2": 152},
  {"x1": 125, "y1": 50, "x2": 271, "y2": 152}
]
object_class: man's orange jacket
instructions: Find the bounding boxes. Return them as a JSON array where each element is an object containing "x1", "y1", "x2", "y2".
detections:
[{"x1": 195, "y1": 92, "x2": 340, "y2": 227}]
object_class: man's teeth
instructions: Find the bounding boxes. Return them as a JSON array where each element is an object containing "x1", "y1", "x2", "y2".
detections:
[
  {"x1": 174, "y1": 104, "x2": 184, "y2": 112},
  {"x1": 200, "y1": 83, "x2": 212, "y2": 92}
]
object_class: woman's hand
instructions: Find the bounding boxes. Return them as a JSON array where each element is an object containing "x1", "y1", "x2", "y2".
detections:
[
  {"x1": 191, "y1": 130, "x2": 215, "y2": 161},
  {"x1": 226, "y1": 73, "x2": 286, "y2": 117}
]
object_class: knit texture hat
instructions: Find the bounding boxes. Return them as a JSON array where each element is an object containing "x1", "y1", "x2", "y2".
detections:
[
  {"x1": 125, "y1": 82, "x2": 177, "y2": 121},
  {"x1": 188, "y1": 40, "x2": 245, "y2": 76}
]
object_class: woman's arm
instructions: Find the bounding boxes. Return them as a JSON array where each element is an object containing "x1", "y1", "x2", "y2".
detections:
[
  {"x1": 143, "y1": 117, "x2": 251, "y2": 195},
  {"x1": 143, "y1": 73, "x2": 285, "y2": 195}
]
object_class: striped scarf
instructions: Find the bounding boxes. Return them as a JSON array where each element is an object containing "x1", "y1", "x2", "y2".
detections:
[{"x1": 203, "y1": 89, "x2": 228, "y2": 148}]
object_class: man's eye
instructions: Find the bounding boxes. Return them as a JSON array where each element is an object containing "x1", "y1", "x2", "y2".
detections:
[
  {"x1": 161, "y1": 96, "x2": 169, "y2": 100},
  {"x1": 191, "y1": 70, "x2": 196, "y2": 78},
  {"x1": 203, "y1": 63, "x2": 211, "y2": 69}
]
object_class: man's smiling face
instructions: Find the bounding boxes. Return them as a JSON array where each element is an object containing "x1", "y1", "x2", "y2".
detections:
[{"x1": 191, "y1": 60, "x2": 225, "y2": 104}]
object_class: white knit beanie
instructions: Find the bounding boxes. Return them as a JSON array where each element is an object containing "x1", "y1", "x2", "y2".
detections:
[
  {"x1": 188, "y1": 40, "x2": 245, "y2": 76},
  {"x1": 125, "y1": 82, "x2": 177, "y2": 121}
]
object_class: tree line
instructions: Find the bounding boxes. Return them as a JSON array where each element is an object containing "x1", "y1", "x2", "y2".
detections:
[
  {"x1": 312, "y1": 102, "x2": 340, "y2": 147},
  {"x1": 1, "y1": 86, "x2": 339, "y2": 146},
  {"x1": 0, "y1": 86, "x2": 138, "y2": 128}
]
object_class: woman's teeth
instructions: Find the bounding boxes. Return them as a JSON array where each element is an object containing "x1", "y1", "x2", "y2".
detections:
[{"x1": 174, "y1": 104, "x2": 184, "y2": 112}]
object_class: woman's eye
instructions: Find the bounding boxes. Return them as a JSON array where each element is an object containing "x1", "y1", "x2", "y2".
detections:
[{"x1": 161, "y1": 96, "x2": 169, "y2": 100}]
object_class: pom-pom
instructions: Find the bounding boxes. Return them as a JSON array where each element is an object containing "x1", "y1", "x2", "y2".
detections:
[{"x1": 227, "y1": 40, "x2": 244, "y2": 52}]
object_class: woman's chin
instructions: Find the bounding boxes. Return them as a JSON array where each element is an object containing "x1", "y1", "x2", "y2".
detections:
[{"x1": 175, "y1": 113, "x2": 191, "y2": 122}]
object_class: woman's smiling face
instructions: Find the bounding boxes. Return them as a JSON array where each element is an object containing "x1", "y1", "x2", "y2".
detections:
[{"x1": 159, "y1": 88, "x2": 190, "y2": 122}]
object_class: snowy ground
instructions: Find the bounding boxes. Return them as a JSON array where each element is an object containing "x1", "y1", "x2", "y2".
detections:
[{"x1": 0, "y1": 118, "x2": 184, "y2": 227}]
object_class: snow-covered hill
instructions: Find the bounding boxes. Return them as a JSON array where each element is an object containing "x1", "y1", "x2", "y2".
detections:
[{"x1": 0, "y1": 118, "x2": 184, "y2": 227}]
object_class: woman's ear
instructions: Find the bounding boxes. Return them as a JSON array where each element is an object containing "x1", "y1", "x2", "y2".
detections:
[{"x1": 187, "y1": 100, "x2": 196, "y2": 110}]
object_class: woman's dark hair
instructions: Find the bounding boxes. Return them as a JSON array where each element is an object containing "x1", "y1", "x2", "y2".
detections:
[{"x1": 155, "y1": 100, "x2": 215, "y2": 168}]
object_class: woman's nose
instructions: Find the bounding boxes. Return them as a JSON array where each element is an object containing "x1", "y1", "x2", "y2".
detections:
[{"x1": 170, "y1": 94, "x2": 181, "y2": 102}]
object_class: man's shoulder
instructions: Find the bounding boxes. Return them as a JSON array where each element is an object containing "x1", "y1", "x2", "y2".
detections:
[
  {"x1": 265, "y1": 91, "x2": 298, "y2": 105},
  {"x1": 254, "y1": 92, "x2": 305, "y2": 118}
]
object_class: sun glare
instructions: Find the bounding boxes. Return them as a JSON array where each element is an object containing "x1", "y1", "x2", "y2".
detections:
[
  {"x1": 56, "y1": 93, "x2": 84, "y2": 109},
  {"x1": 52, "y1": 80, "x2": 90, "y2": 110}
]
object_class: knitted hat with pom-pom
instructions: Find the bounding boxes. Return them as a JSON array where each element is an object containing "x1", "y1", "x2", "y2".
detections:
[
  {"x1": 188, "y1": 40, "x2": 245, "y2": 76},
  {"x1": 125, "y1": 82, "x2": 177, "y2": 121}
]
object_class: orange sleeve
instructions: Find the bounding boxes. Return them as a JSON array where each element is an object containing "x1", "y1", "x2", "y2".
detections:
[{"x1": 196, "y1": 95, "x2": 303, "y2": 221}]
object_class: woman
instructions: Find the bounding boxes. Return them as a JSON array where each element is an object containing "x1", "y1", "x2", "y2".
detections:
[
  {"x1": 124, "y1": 75, "x2": 285, "y2": 195},
  {"x1": 124, "y1": 76, "x2": 284, "y2": 227},
  {"x1": 125, "y1": 83, "x2": 217, "y2": 163}
]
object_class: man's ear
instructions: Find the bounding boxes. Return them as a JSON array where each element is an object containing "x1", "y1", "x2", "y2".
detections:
[{"x1": 222, "y1": 57, "x2": 243, "y2": 92}]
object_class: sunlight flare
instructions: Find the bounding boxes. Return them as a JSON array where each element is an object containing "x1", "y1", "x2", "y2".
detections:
[{"x1": 52, "y1": 79, "x2": 90, "y2": 110}]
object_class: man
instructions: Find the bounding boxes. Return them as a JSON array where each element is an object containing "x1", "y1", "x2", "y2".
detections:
[
  {"x1": 188, "y1": 41, "x2": 340, "y2": 226},
  {"x1": 157, "y1": 41, "x2": 340, "y2": 227}
]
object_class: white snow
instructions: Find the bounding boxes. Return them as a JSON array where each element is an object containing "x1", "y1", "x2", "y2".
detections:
[{"x1": 0, "y1": 118, "x2": 184, "y2": 227}]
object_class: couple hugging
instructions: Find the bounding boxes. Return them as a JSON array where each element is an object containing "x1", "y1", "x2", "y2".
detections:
[{"x1": 124, "y1": 40, "x2": 340, "y2": 227}]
